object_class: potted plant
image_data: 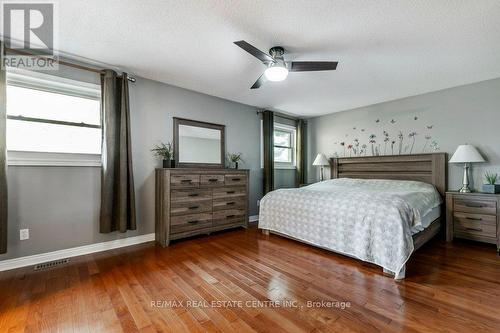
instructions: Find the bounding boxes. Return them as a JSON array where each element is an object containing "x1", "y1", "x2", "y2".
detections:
[
  {"x1": 482, "y1": 171, "x2": 500, "y2": 194},
  {"x1": 151, "y1": 142, "x2": 174, "y2": 168},
  {"x1": 227, "y1": 152, "x2": 244, "y2": 169}
]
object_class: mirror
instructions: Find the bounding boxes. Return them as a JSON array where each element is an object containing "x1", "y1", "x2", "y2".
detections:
[{"x1": 174, "y1": 118, "x2": 225, "y2": 168}]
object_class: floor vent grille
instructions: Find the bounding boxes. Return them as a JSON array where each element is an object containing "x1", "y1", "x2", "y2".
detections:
[{"x1": 34, "y1": 258, "x2": 70, "y2": 271}]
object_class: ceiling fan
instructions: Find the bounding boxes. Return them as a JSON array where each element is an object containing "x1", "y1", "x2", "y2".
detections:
[{"x1": 234, "y1": 40, "x2": 338, "y2": 89}]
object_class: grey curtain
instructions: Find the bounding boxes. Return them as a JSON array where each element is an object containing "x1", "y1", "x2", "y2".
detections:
[
  {"x1": 0, "y1": 42, "x2": 7, "y2": 253},
  {"x1": 100, "y1": 70, "x2": 136, "y2": 233},
  {"x1": 296, "y1": 119, "x2": 307, "y2": 186},
  {"x1": 262, "y1": 110, "x2": 274, "y2": 194}
]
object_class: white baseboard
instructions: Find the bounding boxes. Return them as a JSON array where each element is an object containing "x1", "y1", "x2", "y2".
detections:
[
  {"x1": 0, "y1": 233, "x2": 155, "y2": 272},
  {"x1": 249, "y1": 215, "x2": 259, "y2": 222}
]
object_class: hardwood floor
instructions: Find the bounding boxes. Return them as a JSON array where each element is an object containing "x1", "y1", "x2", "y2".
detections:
[{"x1": 1, "y1": 225, "x2": 499, "y2": 333}]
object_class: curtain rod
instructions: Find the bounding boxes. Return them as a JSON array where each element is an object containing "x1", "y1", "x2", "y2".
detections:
[
  {"x1": 256, "y1": 110, "x2": 303, "y2": 122},
  {"x1": 5, "y1": 48, "x2": 137, "y2": 82}
]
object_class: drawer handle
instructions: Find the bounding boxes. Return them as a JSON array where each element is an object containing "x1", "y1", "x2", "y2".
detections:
[
  {"x1": 188, "y1": 220, "x2": 199, "y2": 224},
  {"x1": 466, "y1": 217, "x2": 482, "y2": 221},
  {"x1": 188, "y1": 193, "x2": 199, "y2": 197},
  {"x1": 181, "y1": 179, "x2": 192, "y2": 183},
  {"x1": 226, "y1": 191, "x2": 235, "y2": 194},
  {"x1": 465, "y1": 204, "x2": 484, "y2": 208},
  {"x1": 188, "y1": 206, "x2": 199, "y2": 210},
  {"x1": 231, "y1": 178, "x2": 241, "y2": 181},
  {"x1": 465, "y1": 227, "x2": 482, "y2": 232},
  {"x1": 208, "y1": 179, "x2": 219, "y2": 182},
  {"x1": 226, "y1": 215, "x2": 236, "y2": 218},
  {"x1": 226, "y1": 202, "x2": 236, "y2": 206}
]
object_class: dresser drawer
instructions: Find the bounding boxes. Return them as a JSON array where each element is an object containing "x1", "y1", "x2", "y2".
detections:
[
  {"x1": 213, "y1": 186, "x2": 246, "y2": 199},
  {"x1": 170, "y1": 174, "x2": 200, "y2": 189},
  {"x1": 170, "y1": 213, "x2": 212, "y2": 234},
  {"x1": 453, "y1": 211, "x2": 497, "y2": 238},
  {"x1": 213, "y1": 209, "x2": 246, "y2": 227},
  {"x1": 171, "y1": 199, "x2": 212, "y2": 216},
  {"x1": 171, "y1": 189, "x2": 212, "y2": 202},
  {"x1": 213, "y1": 197, "x2": 246, "y2": 211},
  {"x1": 225, "y1": 174, "x2": 247, "y2": 186},
  {"x1": 200, "y1": 174, "x2": 224, "y2": 187},
  {"x1": 454, "y1": 199, "x2": 496, "y2": 215}
]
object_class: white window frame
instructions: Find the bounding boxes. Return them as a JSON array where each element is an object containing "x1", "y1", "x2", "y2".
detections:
[
  {"x1": 6, "y1": 68, "x2": 102, "y2": 167},
  {"x1": 273, "y1": 123, "x2": 296, "y2": 170}
]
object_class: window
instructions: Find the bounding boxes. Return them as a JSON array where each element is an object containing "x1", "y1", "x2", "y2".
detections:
[
  {"x1": 6, "y1": 69, "x2": 101, "y2": 165},
  {"x1": 274, "y1": 124, "x2": 296, "y2": 169}
]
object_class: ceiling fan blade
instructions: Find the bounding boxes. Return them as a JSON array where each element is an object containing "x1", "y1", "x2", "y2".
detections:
[
  {"x1": 289, "y1": 61, "x2": 338, "y2": 72},
  {"x1": 251, "y1": 74, "x2": 267, "y2": 89},
  {"x1": 234, "y1": 40, "x2": 275, "y2": 64}
]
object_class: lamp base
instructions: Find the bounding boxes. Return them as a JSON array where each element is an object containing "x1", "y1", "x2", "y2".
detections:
[
  {"x1": 458, "y1": 163, "x2": 471, "y2": 193},
  {"x1": 458, "y1": 186, "x2": 472, "y2": 193}
]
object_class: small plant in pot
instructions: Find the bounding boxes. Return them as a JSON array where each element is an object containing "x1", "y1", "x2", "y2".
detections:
[
  {"x1": 482, "y1": 171, "x2": 500, "y2": 194},
  {"x1": 227, "y1": 152, "x2": 244, "y2": 169},
  {"x1": 151, "y1": 142, "x2": 174, "y2": 168}
]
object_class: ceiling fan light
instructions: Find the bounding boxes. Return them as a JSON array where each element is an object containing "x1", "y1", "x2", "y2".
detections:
[{"x1": 264, "y1": 65, "x2": 288, "y2": 82}]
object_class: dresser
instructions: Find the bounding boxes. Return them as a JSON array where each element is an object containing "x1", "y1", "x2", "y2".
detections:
[
  {"x1": 446, "y1": 192, "x2": 500, "y2": 253},
  {"x1": 155, "y1": 168, "x2": 249, "y2": 246}
]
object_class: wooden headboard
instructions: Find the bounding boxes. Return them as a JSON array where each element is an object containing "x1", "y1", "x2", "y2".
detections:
[{"x1": 330, "y1": 153, "x2": 447, "y2": 197}]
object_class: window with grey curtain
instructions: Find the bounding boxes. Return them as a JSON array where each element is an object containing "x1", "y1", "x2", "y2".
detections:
[
  {"x1": 0, "y1": 42, "x2": 7, "y2": 253},
  {"x1": 262, "y1": 110, "x2": 274, "y2": 194},
  {"x1": 100, "y1": 70, "x2": 136, "y2": 233}
]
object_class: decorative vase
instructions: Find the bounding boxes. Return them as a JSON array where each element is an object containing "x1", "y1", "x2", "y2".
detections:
[
  {"x1": 170, "y1": 159, "x2": 176, "y2": 168},
  {"x1": 235, "y1": 161, "x2": 239, "y2": 169},
  {"x1": 162, "y1": 159, "x2": 170, "y2": 168},
  {"x1": 482, "y1": 184, "x2": 500, "y2": 194}
]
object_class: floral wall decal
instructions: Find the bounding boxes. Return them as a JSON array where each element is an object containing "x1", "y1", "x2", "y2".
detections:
[
  {"x1": 408, "y1": 131, "x2": 417, "y2": 154},
  {"x1": 383, "y1": 131, "x2": 390, "y2": 155},
  {"x1": 330, "y1": 114, "x2": 440, "y2": 158},
  {"x1": 397, "y1": 131, "x2": 404, "y2": 155},
  {"x1": 369, "y1": 134, "x2": 376, "y2": 156},
  {"x1": 422, "y1": 135, "x2": 432, "y2": 152}
]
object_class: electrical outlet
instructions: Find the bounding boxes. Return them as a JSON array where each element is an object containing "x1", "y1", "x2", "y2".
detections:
[{"x1": 20, "y1": 229, "x2": 29, "y2": 240}]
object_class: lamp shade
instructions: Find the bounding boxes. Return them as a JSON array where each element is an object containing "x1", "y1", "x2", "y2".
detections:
[
  {"x1": 449, "y1": 144, "x2": 485, "y2": 163},
  {"x1": 312, "y1": 153, "x2": 329, "y2": 166}
]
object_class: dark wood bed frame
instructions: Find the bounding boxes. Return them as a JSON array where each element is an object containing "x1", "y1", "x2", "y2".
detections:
[{"x1": 262, "y1": 153, "x2": 447, "y2": 279}]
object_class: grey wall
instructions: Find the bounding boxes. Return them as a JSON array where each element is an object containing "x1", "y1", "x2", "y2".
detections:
[
  {"x1": 1, "y1": 73, "x2": 262, "y2": 261},
  {"x1": 308, "y1": 78, "x2": 500, "y2": 192},
  {"x1": 274, "y1": 169, "x2": 296, "y2": 189}
]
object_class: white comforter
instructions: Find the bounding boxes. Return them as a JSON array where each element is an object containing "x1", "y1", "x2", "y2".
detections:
[{"x1": 258, "y1": 178, "x2": 442, "y2": 277}]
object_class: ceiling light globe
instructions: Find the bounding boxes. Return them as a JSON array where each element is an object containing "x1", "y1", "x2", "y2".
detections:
[{"x1": 264, "y1": 66, "x2": 289, "y2": 82}]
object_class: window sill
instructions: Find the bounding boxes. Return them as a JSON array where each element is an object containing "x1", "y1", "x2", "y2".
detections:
[
  {"x1": 7, "y1": 151, "x2": 101, "y2": 167},
  {"x1": 274, "y1": 165, "x2": 297, "y2": 170}
]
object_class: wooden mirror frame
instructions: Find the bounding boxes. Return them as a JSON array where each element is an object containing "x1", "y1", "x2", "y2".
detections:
[{"x1": 173, "y1": 117, "x2": 226, "y2": 168}]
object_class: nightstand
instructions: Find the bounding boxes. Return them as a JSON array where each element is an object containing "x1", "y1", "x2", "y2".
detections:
[{"x1": 446, "y1": 192, "x2": 500, "y2": 253}]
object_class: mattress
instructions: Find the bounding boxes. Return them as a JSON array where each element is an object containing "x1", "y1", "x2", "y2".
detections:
[
  {"x1": 411, "y1": 205, "x2": 441, "y2": 235},
  {"x1": 258, "y1": 178, "x2": 443, "y2": 277}
]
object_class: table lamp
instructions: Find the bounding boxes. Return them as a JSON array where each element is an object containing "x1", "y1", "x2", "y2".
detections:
[
  {"x1": 449, "y1": 144, "x2": 485, "y2": 193},
  {"x1": 313, "y1": 153, "x2": 330, "y2": 181}
]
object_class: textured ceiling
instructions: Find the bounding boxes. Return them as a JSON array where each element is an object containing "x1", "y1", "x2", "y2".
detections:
[{"x1": 55, "y1": 0, "x2": 500, "y2": 116}]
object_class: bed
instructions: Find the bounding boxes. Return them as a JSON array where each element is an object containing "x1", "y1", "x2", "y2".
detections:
[{"x1": 258, "y1": 153, "x2": 447, "y2": 279}]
